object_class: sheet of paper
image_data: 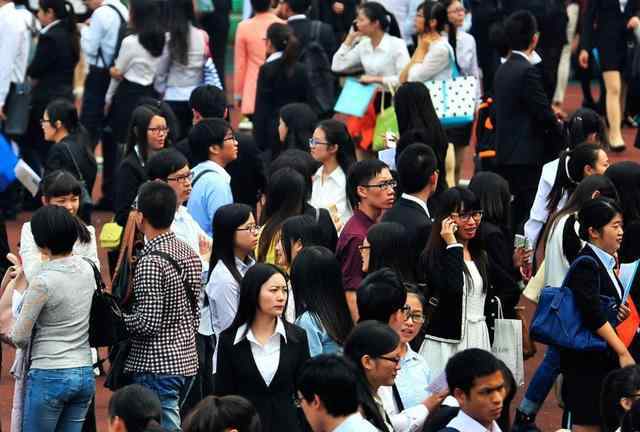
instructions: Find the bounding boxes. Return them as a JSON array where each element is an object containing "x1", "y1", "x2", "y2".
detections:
[
  {"x1": 14, "y1": 159, "x2": 41, "y2": 197},
  {"x1": 426, "y1": 369, "x2": 449, "y2": 394},
  {"x1": 378, "y1": 148, "x2": 396, "y2": 170},
  {"x1": 619, "y1": 260, "x2": 640, "y2": 304}
]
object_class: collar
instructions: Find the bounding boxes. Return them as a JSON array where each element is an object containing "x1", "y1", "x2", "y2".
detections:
[
  {"x1": 589, "y1": 243, "x2": 617, "y2": 272},
  {"x1": 353, "y1": 208, "x2": 376, "y2": 225},
  {"x1": 266, "y1": 51, "x2": 283, "y2": 63},
  {"x1": 174, "y1": 205, "x2": 189, "y2": 221},
  {"x1": 235, "y1": 255, "x2": 255, "y2": 273},
  {"x1": 401, "y1": 193, "x2": 430, "y2": 217},
  {"x1": 200, "y1": 160, "x2": 231, "y2": 184},
  {"x1": 288, "y1": 14, "x2": 306, "y2": 21},
  {"x1": 511, "y1": 50, "x2": 542, "y2": 65},
  {"x1": 142, "y1": 231, "x2": 176, "y2": 255},
  {"x1": 448, "y1": 409, "x2": 502, "y2": 432},
  {"x1": 234, "y1": 317, "x2": 287, "y2": 345},
  {"x1": 314, "y1": 165, "x2": 346, "y2": 184},
  {"x1": 371, "y1": 33, "x2": 392, "y2": 52},
  {"x1": 333, "y1": 412, "x2": 370, "y2": 432},
  {"x1": 41, "y1": 19, "x2": 61, "y2": 34}
]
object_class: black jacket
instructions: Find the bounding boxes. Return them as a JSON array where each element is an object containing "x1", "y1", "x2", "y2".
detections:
[
  {"x1": 287, "y1": 17, "x2": 338, "y2": 59},
  {"x1": 493, "y1": 54, "x2": 563, "y2": 167},
  {"x1": 581, "y1": 0, "x2": 639, "y2": 52},
  {"x1": 45, "y1": 134, "x2": 98, "y2": 194},
  {"x1": 227, "y1": 132, "x2": 266, "y2": 208},
  {"x1": 215, "y1": 321, "x2": 310, "y2": 432},
  {"x1": 27, "y1": 21, "x2": 79, "y2": 107},
  {"x1": 381, "y1": 197, "x2": 433, "y2": 269},
  {"x1": 253, "y1": 58, "x2": 311, "y2": 152},
  {"x1": 114, "y1": 152, "x2": 147, "y2": 226}
]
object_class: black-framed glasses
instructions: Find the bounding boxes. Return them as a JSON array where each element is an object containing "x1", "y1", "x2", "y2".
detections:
[
  {"x1": 223, "y1": 134, "x2": 237, "y2": 142},
  {"x1": 377, "y1": 355, "x2": 401, "y2": 365},
  {"x1": 40, "y1": 118, "x2": 51, "y2": 125},
  {"x1": 400, "y1": 304, "x2": 412, "y2": 320},
  {"x1": 167, "y1": 171, "x2": 193, "y2": 183},
  {"x1": 451, "y1": 210, "x2": 483, "y2": 222},
  {"x1": 148, "y1": 127, "x2": 170, "y2": 135},
  {"x1": 408, "y1": 313, "x2": 427, "y2": 323},
  {"x1": 358, "y1": 244, "x2": 370, "y2": 252},
  {"x1": 309, "y1": 138, "x2": 331, "y2": 148},
  {"x1": 294, "y1": 393, "x2": 305, "y2": 408},
  {"x1": 361, "y1": 180, "x2": 397, "y2": 191},
  {"x1": 237, "y1": 224, "x2": 261, "y2": 234}
]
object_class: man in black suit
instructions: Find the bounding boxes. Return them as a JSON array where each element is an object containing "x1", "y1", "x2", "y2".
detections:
[
  {"x1": 281, "y1": 0, "x2": 338, "y2": 58},
  {"x1": 382, "y1": 143, "x2": 438, "y2": 269},
  {"x1": 493, "y1": 10, "x2": 562, "y2": 234}
]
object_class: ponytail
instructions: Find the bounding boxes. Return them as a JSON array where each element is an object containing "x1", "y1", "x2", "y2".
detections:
[
  {"x1": 266, "y1": 23, "x2": 299, "y2": 77},
  {"x1": 360, "y1": 2, "x2": 401, "y2": 38}
]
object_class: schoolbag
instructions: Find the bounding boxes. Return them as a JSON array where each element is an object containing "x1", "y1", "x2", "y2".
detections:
[
  {"x1": 474, "y1": 97, "x2": 498, "y2": 173},
  {"x1": 299, "y1": 21, "x2": 336, "y2": 117},
  {"x1": 97, "y1": 4, "x2": 128, "y2": 68}
]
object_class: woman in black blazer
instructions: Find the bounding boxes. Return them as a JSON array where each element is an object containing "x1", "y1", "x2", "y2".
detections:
[
  {"x1": 561, "y1": 197, "x2": 634, "y2": 429},
  {"x1": 579, "y1": 0, "x2": 640, "y2": 150},
  {"x1": 25, "y1": 0, "x2": 80, "y2": 173},
  {"x1": 215, "y1": 263, "x2": 310, "y2": 432},
  {"x1": 253, "y1": 23, "x2": 311, "y2": 154}
]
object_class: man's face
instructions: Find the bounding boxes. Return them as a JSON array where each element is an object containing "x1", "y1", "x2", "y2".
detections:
[
  {"x1": 165, "y1": 165, "x2": 192, "y2": 205},
  {"x1": 297, "y1": 392, "x2": 322, "y2": 432},
  {"x1": 455, "y1": 371, "x2": 506, "y2": 429},
  {"x1": 357, "y1": 168, "x2": 396, "y2": 210}
]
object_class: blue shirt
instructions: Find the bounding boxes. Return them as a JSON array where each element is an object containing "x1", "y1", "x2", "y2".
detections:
[
  {"x1": 294, "y1": 311, "x2": 342, "y2": 357},
  {"x1": 395, "y1": 346, "x2": 433, "y2": 409},
  {"x1": 187, "y1": 160, "x2": 233, "y2": 237},
  {"x1": 80, "y1": 0, "x2": 128, "y2": 68},
  {"x1": 333, "y1": 413, "x2": 380, "y2": 432}
]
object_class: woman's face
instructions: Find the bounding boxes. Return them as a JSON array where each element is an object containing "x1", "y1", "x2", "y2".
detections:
[
  {"x1": 365, "y1": 343, "x2": 402, "y2": 388},
  {"x1": 415, "y1": 7, "x2": 426, "y2": 34},
  {"x1": 356, "y1": 9, "x2": 377, "y2": 36},
  {"x1": 585, "y1": 150, "x2": 610, "y2": 176},
  {"x1": 591, "y1": 213, "x2": 624, "y2": 255},
  {"x1": 146, "y1": 115, "x2": 168, "y2": 151},
  {"x1": 44, "y1": 194, "x2": 80, "y2": 216},
  {"x1": 398, "y1": 294, "x2": 425, "y2": 344},
  {"x1": 37, "y1": 6, "x2": 55, "y2": 26},
  {"x1": 446, "y1": 1, "x2": 466, "y2": 28},
  {"x1": 278, "y1": 117, "x2": 288, "y2": 144},
  {"x1": 310, "y1": 127, "x2": 334, "y2": 163},
  {"x1": 257, "y1": 273, "x2": 288, "y2": 318},
  {"x1": 235, "y1": 214, "x2": 259, "y2": 256},
  {"x1": 41, "y1": 110, "x2": 58, "y2": 142},
  {"x1": 451, "y1": 206, "x2": 481, "y2": 242},
  {"x1": 360, "y1": 237, "x2": 371, "y2": 273}
]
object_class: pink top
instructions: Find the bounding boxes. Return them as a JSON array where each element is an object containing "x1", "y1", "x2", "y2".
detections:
[{"x1": 233, "y1": 12, "x2": 284, "y2": 115}]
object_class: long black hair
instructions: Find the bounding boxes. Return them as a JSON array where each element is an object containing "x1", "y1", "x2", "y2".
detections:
[
  {"x1": 183, "y1": 395, "x2": 261, "y2": 432},
  {"x1": 45, "y1": 98, "x2": 96, "y2": 160},
  {"x1": 167, "y1": 0, "x2": 196, "y2": 65},
  {"x1": 468, "y1": 171, "x2": 511, "y2": 229},
  {"x1": 280, "y1": 215, "x2": 323, "y2": 267},
  {"x1": 546, "y1": 142, "x2": 605, "y2": 213},
  {"x1": 601, "y1": 366, "x2": 640, "y2": 432},
  {"x1": 266, "y1": 22, "x2": 300, "y2": 77},
  {"x1": 577, "y1": 197, "x2": 623, "y2": 242},
  {"x1": 420, "y1": 186, "x2": 488, "y2": 289},
  {"x1": 129, "y1": 0, "x2": 166, "y2": 57},
  {"x1": 316, "y1": 119, "x2": 356, "y2": 175},
  {"x1": 39, "y1": 0, "x2": 80, "y2": 61},
  {"x1": 359, "y1": 2, "x2": 401, "y2": 39},
  {"x1": 439, "y1": 0, "x2": 461, "y2": 70},
  {"x1": 366, "y1": 222, "x2": 415, "y2": 282},
  {"x1": 31, "y1": 205, "x2": 90, "y2": 255},
  {"x1": 565, "y1": 108, "x2": 608, "y2": 150},
  {"x1": 229, "y1": 263, "x2": 288, "y2": 337},
  {"x1": 258, "y1": 168, "x2": 306, "y2": 262},
  {"x1": 277, "y1": 103, "x2": 318, "y2": 160},
  {"x1": 109, "y1": 384, "x2": 164, "y2": 432},
  {"x1": 290, "y1": 246, "x2": 354, "y2": 344},
  {"x1": 209, "y1": 204, "x2": 254, "y2": 284}
]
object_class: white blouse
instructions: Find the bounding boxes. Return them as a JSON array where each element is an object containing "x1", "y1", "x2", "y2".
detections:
[
  {"x1": 407, "y1": 38, "x2": 454, "y2": 82},
  {"x1": 544, "y1": 213, "x2": 584, "y2": 287},
  {"x1": 332, "y1": 33, "x2": 410, "y2": 86},
  {"x1": 310, "y1": 165, "x2": 352, "y2": 230}
]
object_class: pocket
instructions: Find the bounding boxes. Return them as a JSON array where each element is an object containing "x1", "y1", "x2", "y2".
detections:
[{"x1": 28, "y1": 370, "x2": 71, "y2": 408}]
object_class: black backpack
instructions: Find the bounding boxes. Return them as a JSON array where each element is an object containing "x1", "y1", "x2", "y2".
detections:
[
  {"x1": 299, "y1": 21, "x2": 336, "y2": 117},
  {"x1": 97, "y1": 4, "x2": 128, "y2": 68}
]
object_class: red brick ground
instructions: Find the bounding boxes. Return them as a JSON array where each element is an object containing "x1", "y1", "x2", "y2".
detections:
[{"x1": 0, "y1": 83, "x2": 638, "y2": 431}]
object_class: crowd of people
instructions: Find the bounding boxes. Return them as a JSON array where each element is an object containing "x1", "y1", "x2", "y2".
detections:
[{"x1": 3, "y1": 0, "x2": 640, "y2": 431}]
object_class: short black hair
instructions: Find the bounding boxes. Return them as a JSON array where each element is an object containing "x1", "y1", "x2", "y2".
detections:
[
  {"x1": 283, "y1": 0, "x2": 310, "y2": 14},
  {"x1": 504, "y1": 10, "x2": 537, "y2": 52},
  {"x1": 250, "y1": 0, "x2": 271, "y2": 13},
  {"x1": 31, "y1": 205, "x2": 82, "y2": 255},
  {"x1": 346, "y1": 160, "x2": 388, "y2": 208},
  {"x1": 147, "y1": 149, "x2": 189, "y2": 180},
  {"x1": 41, "y1": 170, "x2": 82, "y2": 198},
  {"x1": 189, "y1": 85, "x2": 228, "y2": 119},
  {"x1": 357, "y1": 268, "x2": 407, "y2": 323},
  {"x1": 397, "y1": 143, "x2": 437, "y2": 194},
  {"x1": 109, "y1": 385, "x2": 163, "y2": 432},
  {"x1": 269, "y1": 149, "x2": 319, "y2": 200},
  {"x1": 137, "y1": 180, "x2": 178, "y2": 229},
  {"x1": 188, "y1": 118, "x2": 231, "y2": 165},
  {"x1": 445, "y1": 348, "x2": 502, "y2": 396},
  {"x1": 297, "y1": 355, "x2": 359, "y2": 418}
]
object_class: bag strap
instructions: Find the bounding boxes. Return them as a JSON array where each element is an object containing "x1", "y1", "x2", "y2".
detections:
[
  {"x1": 97, "y1": 4, "x2": 127, "y2": 68},
  {"x1": 446, "y1": 45, "x2": 460, "y2": 79},
  {"x1": 62, "y1": 142, "x2": 85, "y2": 182},
  {"x1": 82, "y1": 257, "x2": 104, "y2": 293},
  {"x1": 561, "y1": 255, "x2": 599, "y2": 288},
  {"x1": 192, "y1": 169, "x2": 216, "y2": 187},
  {"x1": 111, "y1": 211, "x2": 142, "y2": 304},
  {"x1": 146, "y1": 250, "x2": 198, "y2": 315}
]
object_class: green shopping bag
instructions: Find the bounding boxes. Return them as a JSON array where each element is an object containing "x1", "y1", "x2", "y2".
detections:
[{"x1": 372, "y1": 90, "x2": 398, "y2": 152}]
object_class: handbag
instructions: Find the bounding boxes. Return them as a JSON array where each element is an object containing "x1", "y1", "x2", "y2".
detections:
[
  {"x1": 99, "y1": 220, "x2": 123, "y2": 250},
  {"x1": 62, "y1": 143, "x2": 92, "y2": 210},
  {"x1": 3, "y1": 82, "x2": 31, "y2": 136},
  {"x1": 111, "y1": 210, "x2": 144, "y2": 305},
  {"x1": 372, "y1": 87, "x2": 398, "y2": 152},
  {"x1": 83, "y1": 258, "x2": 127, "y2": 348},
  {"x1": 530, "y1": 256, "x2": 618, "y2": 351},
  {"x1": 424, "y1": 48, "x2": 478, "y2": 128},
  {"x1": 334, "y1": 78, "x2": 377, "y2": 117},
  {"x1": 491, "y1": 297, "x2": 524, "y2": 386},
  {"x1": 104, "y1": 338, "x2": 132, "y2": 391},
  {"x1": 200, "y1": 30, "x2": 223, "y2": 90}
]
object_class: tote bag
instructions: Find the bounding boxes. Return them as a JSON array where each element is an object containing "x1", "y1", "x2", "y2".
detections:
[
  {"x1": 372, "y1": 87, "x2": 398, "y2": 151},
  {"x1": 491, "y1": 297, "x2": 524, "y2": 386}
]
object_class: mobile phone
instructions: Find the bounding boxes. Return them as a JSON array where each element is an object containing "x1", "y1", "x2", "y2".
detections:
[
  {"x1": 514, "y1": 234, "x2": 526, "y2": 249},
  {"x1": 452, "y1": 222, "x2": 458, "y2": 233},
  {"x1": 351, "y1": 20, "x2": 358, "y2": 31}
]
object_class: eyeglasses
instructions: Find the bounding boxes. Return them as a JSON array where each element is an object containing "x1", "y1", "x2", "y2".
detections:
[
  {"x1": 223, "y1": 135, "x2": 237, "y2": 142},
  {"x1": 309, "y1": 138, "x2": 331, "y2": 148},
  {"x1": 148, "y1": 127, "x2": 170, "y2": 135},
  {"x1": 40, "y1": 118, "x2": 51, "y2": 125},
  {"x1": 448, "y1": 6, "x2": 466, "y2": 13},
  {"x1": 358, "y1": 244, "x2": 370, "y2": 252},
  {"x1": 451, "y1": 210, "x2": 483, "y2": 222},
  {"x1": 361, "y1": 180, "x2": 397, "y2": 191},
  {"x1": 400, "y1": 304, "x2": 412, "y2": 320},
  {"x1": 167, "y1": 172, "x2": 193, "y2": 184},
  {"x1": 377, "y1": 355, "x2": 401, "y2": 365},
  {"x1": 237, "y1": 224, "x2": 261, "y2": 234},
  {"x1": 408, "y1": 313, "x2": 427, "y2": 323}
]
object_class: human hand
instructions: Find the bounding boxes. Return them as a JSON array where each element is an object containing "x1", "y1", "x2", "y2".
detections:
[
  {"x1": 579, "y1": 50, "x2": 589, "y2": 69},
  {"x1": 333, "y1": 1, "x2": 345, "y2": 14},
  {"x1": 359, "y1": 75, "x2": 381, "y2": 84},
  {"x1": 110, "y1": 67, "x2": 123, "y2": 80},
  {"x1": 618, "y1": 302, "x2": 631, "y2": 322},
  {"x1": 440, "y1": 217, "x2": 458, "y2": 245},
  {"x1": 199, "y1": 235, "x2": 212, "y2": 260},
  {"x1": 513, "y1": 246, "x2": 532, "y2": 268},
  {"x1": 423, "y1": 390, "x2": 448, "y2": 412},
  {"x1": 627, "y1": 16, "x2": 640, "y2": 30},
  {"x1": 0, "y1": 105, "x2": 6, "y2": 121},
  {"x1": 344, "y1": 27, "x2": 363, "y2": 47},
  {"x1": 619, "y1": 350, "x2": 636, "y2": 367}
]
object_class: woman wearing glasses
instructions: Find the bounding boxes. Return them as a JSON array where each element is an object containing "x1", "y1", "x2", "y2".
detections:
[
  {"x1": 418, "y1": 186, "x2": 491, "y2": 375},
  {"x1": 310, "y1": 120, "x2": 357, "y2": 233},
  {"x1": 215, "y1": 263, "x2": 310, "y2": 432}
]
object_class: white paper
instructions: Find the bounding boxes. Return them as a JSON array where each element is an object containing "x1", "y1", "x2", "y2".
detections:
[
  {"x1": 14, "y1": 159, "x2": 40, "y2": 197},
  {"x1": 426, "y1": 369, "x2": 449, "y2": 394},
  {"x1": 378, "y1": 148, "x2": 396, "y2": 170},
  {"x1": 619, "y1": 260, "x2": 640, "y2": 304}
]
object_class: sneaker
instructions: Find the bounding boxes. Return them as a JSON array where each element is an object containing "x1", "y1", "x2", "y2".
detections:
[{"x1": 511, "y1": 409, "x2": 541, "y2": 432}]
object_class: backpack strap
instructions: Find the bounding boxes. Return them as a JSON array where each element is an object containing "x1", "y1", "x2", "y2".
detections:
[
  {"x1": 310, "y1": 20, "x2": 321, "y2": 43},
  {"x1": 97, "y1": 4, "x2": 127, "y2": 68},
  {"x1": 146, "y1": 250, "x2": 198, "y2": 315},
  {"x1": 192, "y1": 169, "x2": 216, "y2": 187}
]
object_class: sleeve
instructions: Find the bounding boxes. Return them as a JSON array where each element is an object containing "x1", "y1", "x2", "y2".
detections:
[
  {"x1": 233, "y1": 24, "x2": 248, "y2": 100},
  {"x1": 0, "y1": 19, "x2": 21, "y2": 106},
  {"x1": 206, "y1": 271, "x2": 240, "y2": 334},
  {"x1": 153, "y1": 34, "x2": 172, "y2": 95},
  {"x1": 407, "y1": 43, "x2": 450, "y2": 82},
  {"x1": 568, "y1": 257, "x2": 608, "y2": 331},
  {"x1": 579, "y1": 0, "x2": 596, "y2": 52},
  {"x1": 123, "y1": 257, "x2": 166, "y2": 337},
  {"x1": 431, "y1": 245, "x2": 464, "y2": 298},
  {"x1": 10, "y1": 276, "x2": 48, "y2": 349},
  {"x1": 27, "y1": 34, "x2": 55, "y2": 79},
  {"x1": 524, "y1": 173, "x2": 553, "y2": 249},
  {"x1": 214, "y1": 334, "x2": 236, "y2": 395},
  {"x1": 19, "y1": 223, "x2": 43, "y2": 283},
  {"x1": 252, "y1": 65, "x2": 272, "y2": 152},
  {"x1": 485, "y1": 231, "x2": 520, "y2": 315},
  {"x1": 390, "y1": 405, "x2": 429, "y2": 432},
  {"x1": 331, "y1": 42, "x2": 363, "y2": 73},
  {"x1": 204, "y1": 179, "x2": 231, "y2": 229},
  {"x1": 295, "y1": 313, "x2": 323, "y2": 357},
  {"x1": 80, "y1": 9, "x2": 107, "y2": 64},
  {"x1": 523, "y1": 66, "x2": 561, "y2": 134},
  {"x1": 338, "y1": 235, "x2": 364, "y2": 292},
  {"x1": 106, "y1": 37, "x2": 136, "y2": 103}
]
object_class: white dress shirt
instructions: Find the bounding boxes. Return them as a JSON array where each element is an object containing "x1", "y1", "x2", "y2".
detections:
[
  {"x1": 544, "y1": 213, "x2": 584, "y2": 287},
  {"x1": 447, "y1": 409, "x2": 502, "y2": 432},
  {"x1": 234, "y1": 318, "x2": 287, "y2": 386},
  {"x1": 265, "y1": 51, "x2": 283, "y2": 63},
  {"x1": 332, "y1": 33, "x2": 410, "y2": 86},
  {"x1": 310, "y1": 165, "x2": 352, "y2": 229},
  {"x1": 379, "y1": 385, "x2": 428, "y2": 432},
  {"x1": 80, "y1": 0, "x2": 129, "y2": 68},
  {"x1": 589, "y1": 243, "x2": 623, "y2": 299},
  {"x1": 0, "y1": 2, "x2": 28, "y2": 106},
  {"x1": 171, "y1": 205, "x2": 211, "y2": 270},
  {"x1": 455, "y1": 30, "x2": 481, "y2": 100},
  {"x1": 408, "y1": 38, "x2": 454, "y2": 82},
  {"x1": 332, "y1": 412, "x2": 380, "y2": 432}
]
